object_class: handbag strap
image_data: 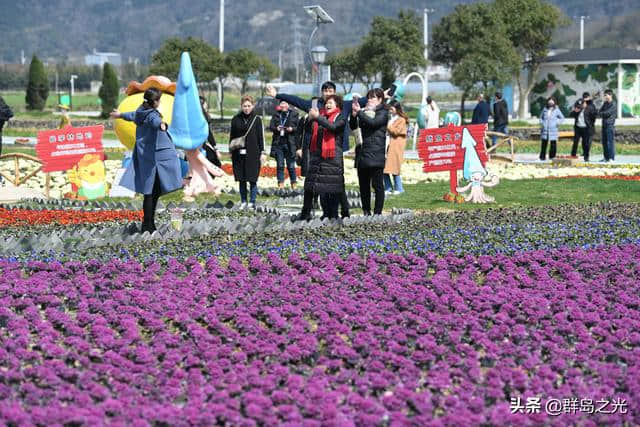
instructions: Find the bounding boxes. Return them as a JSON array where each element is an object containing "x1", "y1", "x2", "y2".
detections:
[{"x1": 243, "y1": 115, "x2": 259, "y2": 138}]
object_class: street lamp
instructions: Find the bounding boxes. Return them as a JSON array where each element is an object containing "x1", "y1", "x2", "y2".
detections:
[
  {"x1": 311, "y1": 45, "x2": 328, "y2": 65},
  {"x1": 304, "y1": 5, "x2": 333, "y2": 95},
  {"x1": 311, "y1": 45, "x2": 330, "y2": 97}
]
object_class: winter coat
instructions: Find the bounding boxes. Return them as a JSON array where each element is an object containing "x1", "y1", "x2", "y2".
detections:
[
  {"x1": 383, "y1": 115, "x2": 407, "y2": 175},
  {"x1": 119, "y1": 107, "x2": 182, "y2": 195},
  {"x1": 471, "y1": 100, "x2": 490, "y2": 124},
  {"x1": 269, "y1": 109, "x2": 299, "y2": 157},
  {"x1": 0, "y1": 96, "x2": 13, "y2": 121},
  {"x1": 569, "y1": 100, "x2": 597, "y2": 136},
  {"x1": 599, "y1": 101, "x2": 617, "y2": 127},
  {"x1": 276, "y1": 93, "x2": 367, "y2": 151},
  {"x1": 540, "y1": 107, "x2": 565, "y2": 141},
  {"x1": 425, "y1": 102, "x2": 440, "y2": 129},
  {"x1": 350, "y1": 104, "x2": 389, "y2": 169},
  {"x1": 230, "y1": 111, "x2": 264, "y2": 182},
  {"x1": 493, "y1": 99, "x2": 509, "y2": 127},
  {"x1": 296, "y1": 114, "x2": 311, "y2": 177},
  {"x1": 203, "y1": 116, "x2": 221, "y2": 167},
  {"x1": 304, "y1": 113, "x2": 346, "y2": 195}
]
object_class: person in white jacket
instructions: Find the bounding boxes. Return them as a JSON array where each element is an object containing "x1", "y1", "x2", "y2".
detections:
[{"x1": 425, "y1": 96, "x2": 440, "y2": 129}]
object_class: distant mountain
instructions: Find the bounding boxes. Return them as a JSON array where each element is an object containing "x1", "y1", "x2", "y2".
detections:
[{"x1": 1, "y1": 0, "x2": 637, "y2": 65}]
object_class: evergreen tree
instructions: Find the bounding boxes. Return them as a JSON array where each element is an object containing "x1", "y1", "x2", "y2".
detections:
[
  {"x1": 25, "y1": 55, "x2": 49, "y2": 111},
  {"x1": 98, "y1": 63, "x2": 119, "y2": 118}
]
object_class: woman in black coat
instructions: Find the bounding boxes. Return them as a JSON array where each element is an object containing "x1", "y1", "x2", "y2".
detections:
[
  {"x1": 350, "y1": 88, "x2": 389, "y2": 215},
  {"x1": 294, "y1": 94, "x2": 346, "y2": 221},
  {"x1": 229, "y1": 95, "x2": 265, "y2": 208}
]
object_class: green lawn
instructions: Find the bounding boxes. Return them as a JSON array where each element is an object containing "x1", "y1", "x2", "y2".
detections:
[{"x1": 382, "y1": 178, "x2": 640, "y2": 211}]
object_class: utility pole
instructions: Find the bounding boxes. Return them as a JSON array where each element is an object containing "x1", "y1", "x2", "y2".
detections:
[
  {"x1": 423, "y1": 8, "x2": 435, "y2": 99},
  {"x1": 292, "y1": 17, "x2": 305, "y2": 83},
  {"x1": 217, "y1": 0, "x2": 224, "y2": 114},
  {"x1": 579, "y1": 15, "x2": 589, "y2": 50}
]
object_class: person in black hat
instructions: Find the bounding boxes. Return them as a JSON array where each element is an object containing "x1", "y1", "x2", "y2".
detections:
[{"x1": 569, "y1": 92, "x2": 597, "y2": 162}]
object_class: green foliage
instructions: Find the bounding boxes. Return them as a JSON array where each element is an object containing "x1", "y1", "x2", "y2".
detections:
[
  {"x1": 256, "y1": 57, "x2": 278, "y2": 83},
  {"x1": 359, "y1": 10, "x2": 426, "y2": 88},
  {"x1": 0, "y1": 67, "x2": 26, "y2": 90},
  {"x1": 25, "y1": 55, "x2": 49, "y2": 111},
  {"x1": 327, "y1": 47, "x2": 362, "y2": 93},
  {"x1": 150, "y1": 37, "x2": 224, "y2": 83},
  {"x1": 431, "y1": 3, "x2": 519, "y2": 114},
  {"x1": 225, "y1": 49, "x2": 262, "y2": 94},
  {"x1": 98, "y1": 63, "x2": 119, "y2": 118},
  {"x1": 495, "y1": 0, "x2": 567, "y2": 67}
]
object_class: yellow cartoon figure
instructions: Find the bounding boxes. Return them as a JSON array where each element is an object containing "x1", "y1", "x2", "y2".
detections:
[{"x1": 67, "y1": 154, "x2": 108, "y2": 200}]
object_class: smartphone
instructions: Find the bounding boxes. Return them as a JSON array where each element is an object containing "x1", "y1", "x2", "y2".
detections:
[
  {"x1": 352, "y1": 95, "x2": 359, "y2": 105},
  {"x1": 388, "y1": 84, "x2": 397, "y2": 97}
]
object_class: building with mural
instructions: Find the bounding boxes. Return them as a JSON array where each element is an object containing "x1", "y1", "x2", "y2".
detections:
[{"x1": 529, "y1": 48, "x2": 640, "y2": 119}]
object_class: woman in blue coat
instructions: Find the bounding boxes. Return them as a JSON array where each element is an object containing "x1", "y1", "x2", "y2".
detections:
[
  {"x1": 110, "y1": 88, "x2": 182, "y2": 232},
  {"x1": 539, "y1": 97, "x2": 565, "y2": 161}
]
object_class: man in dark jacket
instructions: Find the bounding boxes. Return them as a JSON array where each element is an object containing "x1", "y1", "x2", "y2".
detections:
[
  {"x1": 491, "y1": 92, "x2": 509, "y2": 146},
  {"x1": 350, "y1": 88, "x2": 389, "y2": 215},
  {"x1": 569, "y1": 92, "x2": 597, "y2": 162},
  {"x1": 0, "y1": 95, "x2": 14, "y2": 157},
  {"x1": 471, "y1": 94, "x2": 490, "y2": 125},
  {"x1": 269, "y1": 100, "x2": 299, "y2": 189},
  {"x1": 598, "y1": 89, "x2": 617, "y2": 162}
]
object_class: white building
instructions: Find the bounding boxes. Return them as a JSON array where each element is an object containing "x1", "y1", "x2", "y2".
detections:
[{"x1": 84, "y1": 49, "x2": 122, "y2": 67}]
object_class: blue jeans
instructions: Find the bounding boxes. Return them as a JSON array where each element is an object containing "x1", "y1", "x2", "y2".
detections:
[
  {"x1": 491, "y1": 124, "x2": 508, "y2": 146},
  {"x1": 239, "y1": 181, "x2": 257, "y2": 203},
  {"x1": 602, "y1": 126, "x2": 615, "y2": 161},
  {"x1": 272, "y1": 142, "x2": 297, "y2": 184},
  {"x1": 383, "y1": 174, "x2": 404, "y2": 193}
]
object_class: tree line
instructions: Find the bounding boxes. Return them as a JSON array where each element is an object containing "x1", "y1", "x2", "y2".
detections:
[
  {"x1": 328, "y1": 1, "x2": 567, "y2": 118},
  {"x1": 18, "y1": 39, "x2": 278, "y2": 119}
]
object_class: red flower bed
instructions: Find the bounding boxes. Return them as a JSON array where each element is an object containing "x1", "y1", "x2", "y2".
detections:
[
  {"x1": 221, "y1": 163, "x2": 301, "y2": 178},
  {"x1": 546, "y1": 175, "x2": 640, "y2": 181},
  {"x1": 0, "y1": 208, "x2": 143, "y2": 228}
]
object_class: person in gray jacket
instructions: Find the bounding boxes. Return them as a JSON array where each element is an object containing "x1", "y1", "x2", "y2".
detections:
[
  {"x1": 539, "y1": 97, "x2": 564, "y2": 161},
  {"x1": 598, "y1": 89, "x2": 617, "y2": 163}
]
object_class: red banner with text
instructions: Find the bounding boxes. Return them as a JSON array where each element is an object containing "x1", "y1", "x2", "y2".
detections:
[
  {"x1": 417, "y1": 124, "x2": 488, "y2": 173},
  {"x1": 36, "y1": 125, "x2": 104, "y2": 172}
]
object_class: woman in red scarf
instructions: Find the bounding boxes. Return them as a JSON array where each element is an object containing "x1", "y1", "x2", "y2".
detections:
[{"x1": 293, "y1": 94, "x2": 346, "y2": 221}]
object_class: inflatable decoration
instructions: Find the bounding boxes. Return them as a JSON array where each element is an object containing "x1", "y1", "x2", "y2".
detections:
[
  {"x1": 443, "y1": 111, "x2": 462, "y2": 127},
  {"x1": 168, "y1": 52, "x2": 209, "y2": 150},
  {"x1": 389, "y1": 80, "x2": 405, "y2": 103},
  {"x1": 417, "y1": 104, "x2": 427, "y2": 129},
  {"x1": 113, "y1": 76, "x2": 176, "y2": 150}
]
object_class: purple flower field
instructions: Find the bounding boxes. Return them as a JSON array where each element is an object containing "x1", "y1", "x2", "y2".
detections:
[{"x1": 1, "y1": 244, "x2": 638, "y2": 426}]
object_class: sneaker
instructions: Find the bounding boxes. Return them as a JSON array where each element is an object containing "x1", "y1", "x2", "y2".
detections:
[
  {"x1": 392, "y1": 190, "x2": 404, "y2": 195},
  {"x1": 248, "y1": 203, "x2": 255, "y2": 209},
  {"x1": 599, "y1": 158, "x2": 608, "y2": 163},
  {"x1": 608, "y1": 159, "x2": 615, "y2": 164},
  {"x1": 239, "y1": 202, "x2": 248, "y2": 209},
  {"x1": 385, "y1": 190, "x2": 393, "y2": 196}
]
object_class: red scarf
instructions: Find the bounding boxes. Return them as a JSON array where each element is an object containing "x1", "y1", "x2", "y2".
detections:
[{"x1": 310, "y1": 107, "x2": 341, "y2": 159}]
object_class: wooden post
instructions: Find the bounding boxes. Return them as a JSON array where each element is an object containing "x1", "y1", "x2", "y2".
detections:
[
  {"x1": 45, "y1": 173, "x2": 50, "y2": 199},
  {"x1": 14, "y1": 156, "x2": 19, "y2": 185},
  {"x1": 450, "y1": 170, "x2": 457, "y2": 194}
]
